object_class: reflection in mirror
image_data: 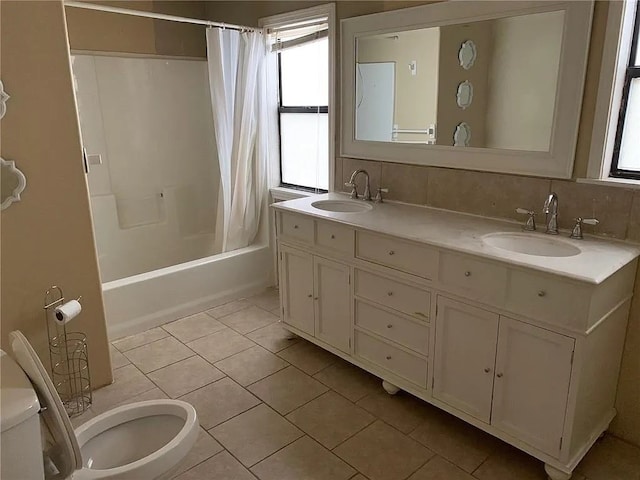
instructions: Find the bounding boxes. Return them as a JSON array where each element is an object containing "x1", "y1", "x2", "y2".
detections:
[
  {"x1": 0, "y1": 80, "x2": 9, "y2": 119},
  {"x1": 1, "y1": 157, "x2": 27, "y2": 210},
  {"x1": 355, "y1": 10, "x2": 564, "y2": 151},
  {"x1": 454, "y1": 122, "x2": 471, "y2": 147}
]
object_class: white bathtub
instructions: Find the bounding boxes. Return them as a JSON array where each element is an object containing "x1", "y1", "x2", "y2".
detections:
[{"x1": 103, "y1": 243, "x2": 275, "y2": 339}]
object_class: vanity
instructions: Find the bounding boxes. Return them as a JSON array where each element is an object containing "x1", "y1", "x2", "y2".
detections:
[{"x1": 272, "y1": 194, "x2": 639, "y2": 479}]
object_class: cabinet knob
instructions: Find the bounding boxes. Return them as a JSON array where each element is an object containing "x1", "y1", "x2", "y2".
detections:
[
  {"x1": 464, "y1": 271, "x2": 472, "y2": 277},
  {"x1": 537, "y1": 290, "x2": 546, "y2": 297},
  {"x1": 387, "y1": 291, "x2": 393, "y2": 296},
  {"x1": 386, "y1": 324, "x2": 393, "y2": 329},
  {"x1": 314, "y1": 297, "x2": 319, "y2": 300},
  {"x1": 497, "y1": 373, "x2": 504, "y2": 378},
  {"x1": 293, "y1": 225, "x2": 299, "y2": 229},
  {"x1": 388, "y1": 250, "x2": 395, "y2": 256},
  {"x1": 330, "y1": 234, "x2": 335, "y2": 239},
  {"x1": 307, "y1": 294, "x2": 313, "y2": 298},
  {"x1": 484, "y1": 367, "x2": 491, "y2": 373},
  {"x1": 386, "y1": 355, "x2": 392, "y2": 360}
]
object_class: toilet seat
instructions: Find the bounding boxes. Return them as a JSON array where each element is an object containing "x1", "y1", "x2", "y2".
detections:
[{"x1": 9, "y1": 331, "x2": 198, "y2": 480}]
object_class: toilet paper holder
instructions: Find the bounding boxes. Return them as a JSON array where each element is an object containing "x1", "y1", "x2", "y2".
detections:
[{"x1": 44, "y1": 286, "x2": 92, "y2": 417}]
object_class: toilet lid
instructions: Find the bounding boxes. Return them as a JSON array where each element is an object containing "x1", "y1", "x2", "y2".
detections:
[{"x1": 10, "y1": 331, "x2": 81, "y2": 478}]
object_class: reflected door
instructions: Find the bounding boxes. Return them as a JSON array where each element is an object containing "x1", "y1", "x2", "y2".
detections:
[{"x1": 355, "y1": 62, "x2": 395, "y2": 142}]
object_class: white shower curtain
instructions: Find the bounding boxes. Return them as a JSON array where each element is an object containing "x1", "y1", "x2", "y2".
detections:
[{"x1": 206, "y1": 28, "x2": 268, "y2": 252}]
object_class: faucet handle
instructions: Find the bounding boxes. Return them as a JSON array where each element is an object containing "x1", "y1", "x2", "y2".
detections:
[
  {"x1": 570, "y1": 217, "x2": 599, "y2": 239},
  {"x1": 374, "y1": 188, "x2": 389, "y2": 203},
  {"x1": 344, "y1": 182, "x2": 358, "y2": 199},
  {"x1": 516, "y1": 208, "x2": 536, "y2": 231}
]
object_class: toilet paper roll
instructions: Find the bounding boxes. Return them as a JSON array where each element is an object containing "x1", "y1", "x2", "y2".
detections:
[{"x1": 54, "y1": 300, "x2": 81, "y2": 325}]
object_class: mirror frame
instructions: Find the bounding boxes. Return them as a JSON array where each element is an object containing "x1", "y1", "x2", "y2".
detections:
[{"x1": 341, "y1": 1, "x2": 594, "y2": 179}]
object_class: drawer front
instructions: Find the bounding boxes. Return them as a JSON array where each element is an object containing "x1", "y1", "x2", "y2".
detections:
[
  {"x1": 355, "y1": 269, "x2": 430, "y2": 320},
  {"x1": 506, "y1": 270, "x2": 589, "y2": 328},
  {"x1": 280, "y1": 212, "x2": 314, "y2": 244},
  {"x1": 316, "y1": 221, "x2": 354, "y2": 256},
  {"x1": 355, "y1": 330, "x2": 428, "y2": 387},
  {"x1": 355, "y1": 301, "x2": 430, "y2": 355},
  {"x1": 439, "y1": 252, "x2": 508, "y2": 306},
  {"x1": 356, "y1": 231, "x2": 438, "y2": 279}
]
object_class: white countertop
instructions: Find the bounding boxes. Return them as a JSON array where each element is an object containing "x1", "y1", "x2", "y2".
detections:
[{"x1": 272, "y1": 193, "x2": 640, "y2": 284}]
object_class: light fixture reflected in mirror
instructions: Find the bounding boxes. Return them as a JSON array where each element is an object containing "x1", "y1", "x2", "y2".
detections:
[
  {"x1": 458, "y1": 40, "x2": 477, "y2": 70},
  {"x1": 454, "y1": 122, "x2": 472, "y2": 147},
  {"x1": 456, "y1": 81, "x2": 473, "y2": 110},
  {"x1": 0, "y1": 80, "x2": 10, "y2": 119},
  {"x1": 1, "y1": 157, "x2": 27, "y2": 210}
]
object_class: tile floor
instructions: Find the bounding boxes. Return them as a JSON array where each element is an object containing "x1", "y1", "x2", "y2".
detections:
[{"x1": 77, "y1": 288, "x2": 640, "y2": 480}]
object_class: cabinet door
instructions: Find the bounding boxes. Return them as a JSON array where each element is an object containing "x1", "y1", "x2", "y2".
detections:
[
  {"x1": 433, "y1": 297, "x2": 499, "y2": 423},
  {"x1": 280, "y1": 246, "x2": 314, "y2": 336},
  {"x1": 492, "y1": 316, "x2": 574, "y2": 457},
  {"x1": 314, "y1": 257, "x2": 351, "y2": 353}
]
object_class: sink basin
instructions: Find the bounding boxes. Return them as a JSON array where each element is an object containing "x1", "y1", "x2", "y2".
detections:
[
  {"x1": 482, "y1": 232, "x2": 581, "y2": 258},
  {"x1": 311, "y1": 199, "x2": 373, "y2": 213}
]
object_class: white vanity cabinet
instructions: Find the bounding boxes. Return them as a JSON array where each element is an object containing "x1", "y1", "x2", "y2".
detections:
[{"x1": 273, "y1": 200, "x2": 638, "y2": 480}]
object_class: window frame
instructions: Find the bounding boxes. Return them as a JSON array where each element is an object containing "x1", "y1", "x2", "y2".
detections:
[
  {"x1": 609, "y1": 3, "x2": 640, "y2": 179},
  {"x1": 259, "y1": 4, "x2": 336, "y2": 195}
]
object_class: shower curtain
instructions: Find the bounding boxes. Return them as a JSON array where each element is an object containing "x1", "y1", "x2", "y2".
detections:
[{"x1": 206, "y1": 28, "x2": 268, "y2": 252}]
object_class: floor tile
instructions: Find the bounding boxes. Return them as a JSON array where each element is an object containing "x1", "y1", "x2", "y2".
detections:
[
  {"x1": 217, "y1": 305, "x2": 279, "y2": 334},
  {"x1": 286, "y1": 391, "x2": 375, "y2": 449},
  {"x1": 112, "y1": 386, "x2": 169, "y2": 407},
  {"x1": 350, "y1": 476, "x2": 369, "y2": 480},
  {"x1": 246, "y1": 322, "x2": 300, "y2": 353},
  {"x1": 473, "y1": 441, "x2": 555, "y2": 480},
  {"x1": 91, "y1": 364, "x2": 156, "y2": 412},
  {"x1": 148, "y1": 355, "x2": 225, "y2": 398},
  {"x1": 313, "y1": 360, "x2": 380, "y2": 402},
  {"x1": 180, "y1": 377, "x2": 260, "y2": 429},
  {"x1": 251, "y1": 436, "x2": 356, "y2": 480},
  {"x1": 206, "y1": 298, "x2": 253, "y2": 319},
  {"x1": 170, "y1": 428, "x2": 224, "y2": 478},
  {"x1": 277, "y1": 340, "x2": 338, "y2": 375},
  {"x1": 576, "y1": 435, "x2": 640, "y2": 480},
  {"x1": 210, "y1": 404, "x2": 303, "y2": 467},
  {"x1": 248, "y1": 366, "x2": 328, "y2": 414},
  {"x1": 214, "y1": 345, "x2": 288, "y2": 386},
  {"x1": 112, "y1": 327, "x2": 169, "y2": 352},
  {"x1": 124, "y1": 336, "x2": 194, "y2": 373},
  {"x1": 357, "y1": 391, "x2": 430, "y2": 434},
  {"x1": 109, "y1": 344, "x2": 130, "y2": 369},
  {"x1": 187, "y1": 328, "x2": 255, "y2": 363},
  {"x1": 163, "y1": 312, "x2": 226, "y2": 343},
  {"x1": 409, "y1": 407, "x2": 497, "y2": 473},
  {"x1": 407, "y1": 455, "x2": 474, "y2": 480},
  {"x1": 174, "y1": 450, "x2": 257, "y2": 480},
  {"x1": 334, "y1": 420, "x2": 433, "y2": 480},
  {"x1": 247, "y1": 288, "x2": 280, "y2": 311}
]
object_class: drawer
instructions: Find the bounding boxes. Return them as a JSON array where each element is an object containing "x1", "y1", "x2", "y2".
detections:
[
  {"x1": 355, "y1": 330, "x2": 428, "y2": 388},
  {"x1": 280, "y1": 212, "x2": 314, "y2": 244},
  {"x1": 316, "y1": 221, "x2": 354, "y2": 256},
  {"x1": 355, "y1": 269, "x2": 430, "y2": 320},
  {"x1": 506, "y1": 270, "x2": 590, "y2": 328},
  {"x1": 356, "y1": 231, "x2": 438, "y2": 279},
  {"x1": 439, "y1": 252, "x2": 508, "y2": 306},
  {"x1": 355, "y1": 301, "x2": 430, "y2": 355}
]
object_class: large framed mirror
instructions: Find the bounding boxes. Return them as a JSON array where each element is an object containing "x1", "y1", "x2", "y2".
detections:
[{"x1": 341, "y1": 1, "x2": 594, "y2": 178}]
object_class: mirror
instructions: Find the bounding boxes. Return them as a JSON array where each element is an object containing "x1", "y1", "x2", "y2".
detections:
[
  {"x1": 342, "y1": 1, "x2": 594, "y2": 178},
  {"x1": 0, "y1": 80, "x2": 9, "y2": 119},
  {"x1": 1, "y1": 157, "x2": 27, "y2": 210}
]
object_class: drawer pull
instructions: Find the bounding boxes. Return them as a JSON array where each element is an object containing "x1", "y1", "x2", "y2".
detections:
[
  {"x1": 388, "y1": 250, "x2": 395, "y2": 256},
  {"x1": 386, "y1": 324, "x2": 393, "y2": 329},
  {"x1": 537, "y1": 290, "x2": 546, "y2": 297},
  {"x1": 464, "y1": 271, "x2": 472, "y2": 277},
  {"x1": 387, "y1": 291, "x2": 393, "y2": 296},
  {"x1": 330, "y1": 234, "x2": 335, "y2": 239},
  {"x1": 484, "y1": 367, "x2": 491, "y2": 373},
  {"x1": 293, "y1": 225, "x2": 299, "y2": 229},
  {"x1": 386, "y1": 355, "x2": 392, "y2": 360},
  {"x1": 496, "y1": 373, "x2": 504, "y2": 378}
]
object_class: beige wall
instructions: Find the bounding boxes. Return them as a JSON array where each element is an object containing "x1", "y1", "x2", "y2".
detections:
[
  {"x1": 1, "y1": 1, "x2": 112, "y2": 388},
  {"x1": 66, "y1": 1, "x2": 207, "y2": 57}
]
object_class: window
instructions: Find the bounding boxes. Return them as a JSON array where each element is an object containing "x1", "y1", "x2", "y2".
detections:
[
  {"x1": 261, "y1": 5, "x2": 334, "y2": 194},
  {"x1": 610, "y1": 3, "x2": 640, "y2": 178}
]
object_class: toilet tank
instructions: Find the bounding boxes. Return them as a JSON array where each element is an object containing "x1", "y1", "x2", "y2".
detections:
[{"x1": 0, "y1": 350, "x2": 45, "y2": 480}]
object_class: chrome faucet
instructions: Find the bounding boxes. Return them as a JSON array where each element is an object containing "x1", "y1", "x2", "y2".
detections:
[
  {"x1": 543, "y1": 192, "x2": 559, "y2": 235},
  {"x1": 345, "y1": 169, "x2": 372, "y2": 201}
]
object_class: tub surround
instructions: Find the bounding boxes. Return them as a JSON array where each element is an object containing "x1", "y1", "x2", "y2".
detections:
[{"x1": 273, "y1": 194, "x2": 639, "y2": 479}]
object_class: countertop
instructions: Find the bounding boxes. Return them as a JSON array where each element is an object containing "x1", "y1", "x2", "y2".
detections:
[{"x1": 272, "y1": 193, "x2": 640, "y2": 284}]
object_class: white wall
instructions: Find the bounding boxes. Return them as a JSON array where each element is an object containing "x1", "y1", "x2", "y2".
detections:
[
  {"x1": 484, "y1": 11, "x2": 564, "y2": 151},
  {"x1": 72, "y1": 54, "x2": 221, "y2": 282}
]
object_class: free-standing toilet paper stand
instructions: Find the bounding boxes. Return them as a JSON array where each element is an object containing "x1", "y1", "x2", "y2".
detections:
[{"x1": 44, "y1": 285, "x2": 92, "y2": 417}]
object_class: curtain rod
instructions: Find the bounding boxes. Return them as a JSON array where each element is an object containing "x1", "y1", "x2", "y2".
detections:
[{"x1": 64, "y1": 1, "x2": 262, "y2": 33}]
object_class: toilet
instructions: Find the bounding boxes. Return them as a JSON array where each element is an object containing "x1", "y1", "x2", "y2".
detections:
[{"x1": 1, "y1": 331, "x2": 198, "y2": 479}]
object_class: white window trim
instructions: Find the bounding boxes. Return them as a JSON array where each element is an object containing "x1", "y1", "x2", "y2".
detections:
[
  {"x1": 259, "y1": 3, "x2": 336, "y2": 195},
  {"x1": 585, "y1": 0, "x2": 638, "y2": 183}
]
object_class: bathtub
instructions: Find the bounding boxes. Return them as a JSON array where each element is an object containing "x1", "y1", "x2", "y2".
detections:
[{"x1": 103, "y1": 242, "x2": 275, "y2": 339}]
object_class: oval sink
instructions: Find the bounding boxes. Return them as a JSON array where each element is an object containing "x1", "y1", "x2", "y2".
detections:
[
  {"x1": 311, "y1": 199, "x2": 373, "y2": 213},
  {"x1": 482, "y1": 232, "x2": 581, "y2": 258}
]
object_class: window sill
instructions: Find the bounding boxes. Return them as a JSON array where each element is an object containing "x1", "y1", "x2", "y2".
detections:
[
  {"x1": 270, "y1": 186, "x2": 318, "y2": 201},
  {"x1": 576, "y1": 177, "x2": 640, "y2": 190}
]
